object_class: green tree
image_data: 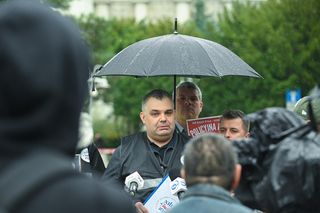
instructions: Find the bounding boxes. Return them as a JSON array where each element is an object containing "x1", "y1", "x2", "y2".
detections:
[
  {"x1": 200, "y1": 0, "x2": 320, "y2": 115},
  {"x1": 78, "y1": 16, "x2": 148, "y2": 66},
  {"x1": 194, "y1": 0, "x2": 207, "y2": 31},
  {"x1": 44, "y1": 0, "x2": 71, "y2": 9}
]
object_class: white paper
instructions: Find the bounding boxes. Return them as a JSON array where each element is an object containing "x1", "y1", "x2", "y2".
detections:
[{"x1": 144, "y1": 175, "x2": 180, "y2": 213}]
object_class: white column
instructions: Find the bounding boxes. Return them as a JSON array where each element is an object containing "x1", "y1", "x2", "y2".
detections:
[
  {"x1": 176, "y1": 2, "x2": 190, "y2": 23},
  {"x1": 68, "y1": 0, "x2": 94, "y2": 16},
  {"x1": 134, "y1": 3, "x2": 147, "y2": 22},
  {"x1": 96, "y1": 3, "x2": 110, "y2": 19}
]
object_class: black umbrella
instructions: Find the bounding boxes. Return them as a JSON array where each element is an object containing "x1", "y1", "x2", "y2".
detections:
[{"x1": 95, "y1": 19, "x2": 262, "y2": 105}]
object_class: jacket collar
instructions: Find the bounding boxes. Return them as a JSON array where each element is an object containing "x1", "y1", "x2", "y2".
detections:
[{"x1": 183, "y1": 183, "x2": 241, "y2": 204}]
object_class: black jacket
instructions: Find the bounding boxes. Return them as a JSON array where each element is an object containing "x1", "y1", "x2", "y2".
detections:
[
  {"x1": 75, "y1": 143, "x2": 106, "y2": 178},
  {"x1": 0, "y1": 1, "x2": 135, "y2": 213},
  {"x1": 102, "y1": 131, "x2": 189, "y2": 203}
]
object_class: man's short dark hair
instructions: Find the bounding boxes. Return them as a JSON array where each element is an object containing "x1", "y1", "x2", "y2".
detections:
[
  {"x1": 183, "y1": 133, "x2": 237, "y2": 190},
  {"x1": 142, "y1": 89, "x2": 172, "y2": 111},
  {"x1": 175, "y1": 81, "x2": 202, "y2": 100},
  {"x1": 221, "y1": 109, "x2": 250, "y2": 131}
]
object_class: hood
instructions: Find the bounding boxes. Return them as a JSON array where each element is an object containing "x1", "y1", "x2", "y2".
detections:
[{"x1": 0, "y1": 0, "x2": 90, "y2": 160}]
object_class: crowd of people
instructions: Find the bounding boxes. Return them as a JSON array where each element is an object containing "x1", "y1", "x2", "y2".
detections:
[{"x1": 1, "y1": 1, "x2": 319, "y2": 213}]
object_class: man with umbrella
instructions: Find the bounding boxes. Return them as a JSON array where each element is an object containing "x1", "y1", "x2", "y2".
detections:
[
  {"x1": 175, "y1": 81, "x2": 203, "y2": 136},
  {"x1": 102, "y1": 89, "x2": 189, "y2": 212}
]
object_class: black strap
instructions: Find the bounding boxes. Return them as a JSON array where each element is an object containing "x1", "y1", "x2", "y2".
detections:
[{"x1": 0, "y1": 150, "x2": 77, "y2": 212}]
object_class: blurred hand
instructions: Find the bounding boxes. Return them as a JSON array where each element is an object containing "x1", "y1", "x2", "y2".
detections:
[{"x1": 135, "y1": 202, "x2": 149, "y2": 213}]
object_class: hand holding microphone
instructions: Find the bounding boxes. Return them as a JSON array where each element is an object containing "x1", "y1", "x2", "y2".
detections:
[{"x1": 125, "y1": 171, "x2": 144, "y2": 197}]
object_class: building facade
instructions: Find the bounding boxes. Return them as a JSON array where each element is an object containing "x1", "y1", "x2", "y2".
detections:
[{"x1": 67, "y1": 0, "x2": 265, "y2": 22}]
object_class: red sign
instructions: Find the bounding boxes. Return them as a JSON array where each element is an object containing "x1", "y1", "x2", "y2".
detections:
[{"x1": 186, "y1": 116, "x2": 221, "y2": 137}]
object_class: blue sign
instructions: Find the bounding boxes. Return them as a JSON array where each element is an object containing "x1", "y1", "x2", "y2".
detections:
[{"x1": 286, "y1": 88, "x2": 302, "y2": 110}]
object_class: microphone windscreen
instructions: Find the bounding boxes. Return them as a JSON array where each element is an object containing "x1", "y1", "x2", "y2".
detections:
[{"x1": 168, "y1": 168, "x2": 181, "y2": 180}]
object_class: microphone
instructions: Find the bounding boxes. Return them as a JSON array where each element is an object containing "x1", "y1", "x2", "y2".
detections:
[
  {"x1": 168, "y1": 168, "x2": 180, "y2": 180},
  {"x1": 125, "y1": 171, "x2": 144, "y2": 197},
  {"x1": 170, "y1": 177, "x2": 187, "y2": 200},
  {"x1": 168, "y1": 168, "x2": 187, "y2": 200}
]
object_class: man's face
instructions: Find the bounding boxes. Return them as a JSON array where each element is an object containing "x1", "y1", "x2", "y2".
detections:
[
  {"x1": 140, "y1": 97, "x2": 175, "y2": 144},
  {"x1": 176, "y1": 87, "x2": 203, "y2": 127},
  {"x1": 219, "y1": 118, "x2": 249, "y2": 141}
]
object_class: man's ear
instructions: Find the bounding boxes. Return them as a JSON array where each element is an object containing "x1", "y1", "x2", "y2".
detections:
[
  {"x1": 180, "y1": 168, "x2": 186, "y2": 179},
  {"x1": 199, "y1": 100, "x2": 204, "y2": 112},
  {"x1": 231, "y1": 164, "x2": 241, "y2": 191},
  {"x1": 140, "y1": 111, "x2": 145, "y2": 124}
]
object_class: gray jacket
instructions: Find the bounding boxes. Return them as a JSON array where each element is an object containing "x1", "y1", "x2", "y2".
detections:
[{"x1": 170, "y1": 184, "x2": 254, "y2": 213}]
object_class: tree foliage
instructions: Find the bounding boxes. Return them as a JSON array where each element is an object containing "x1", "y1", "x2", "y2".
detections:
[
  {"x1": 44, "y1": 0, "x2": 71, "y2": 9},
  {"x1": 199, "y1": 0, "x2": 320, "y2": 115},
  {"x1": 194, "y1": 0, "x2": 207, "y2": 31}
]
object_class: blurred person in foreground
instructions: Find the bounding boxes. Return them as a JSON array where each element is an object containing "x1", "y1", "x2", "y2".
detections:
[
  {"x1": 102, "y1": 89, "x2": 188, "y2": 213},
  {"x1": 219, "y1": 109, "x2": 250, "y2": 141},
  {"x1": 0, "y1": 1, "x2": 135, "y2": 212},
  {"x1": 169, "y1": 133, "x2": 253, "y2": 213},
  {"x1": 175, "y1": 81, "x2": 203, "y2": 135}
]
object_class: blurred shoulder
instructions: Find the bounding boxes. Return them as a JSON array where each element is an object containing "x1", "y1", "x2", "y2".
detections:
[{"x1": 22, "y1": 174, "x2": 135, "y2": 213}]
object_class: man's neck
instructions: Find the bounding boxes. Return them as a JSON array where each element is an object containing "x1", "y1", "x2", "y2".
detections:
[{"x1": 147, "y1": 135, "x2": 172, "y2": 147}]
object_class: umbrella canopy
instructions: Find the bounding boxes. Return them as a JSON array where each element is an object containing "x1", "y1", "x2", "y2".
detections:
[
  {"x1": 94, "y1": 21, "x2": 262, "y2": 109},
  {"x1": 95, "y1": 33, "x2": 262, "y2": 78}
]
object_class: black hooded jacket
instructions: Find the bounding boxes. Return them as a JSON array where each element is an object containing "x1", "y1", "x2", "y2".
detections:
[
  {"x1": 0, "y1": 1, "x2": 135, "y2": 213},
  {"x1": 102, "y1": 131, "x2": 188, "y2": 203}
]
